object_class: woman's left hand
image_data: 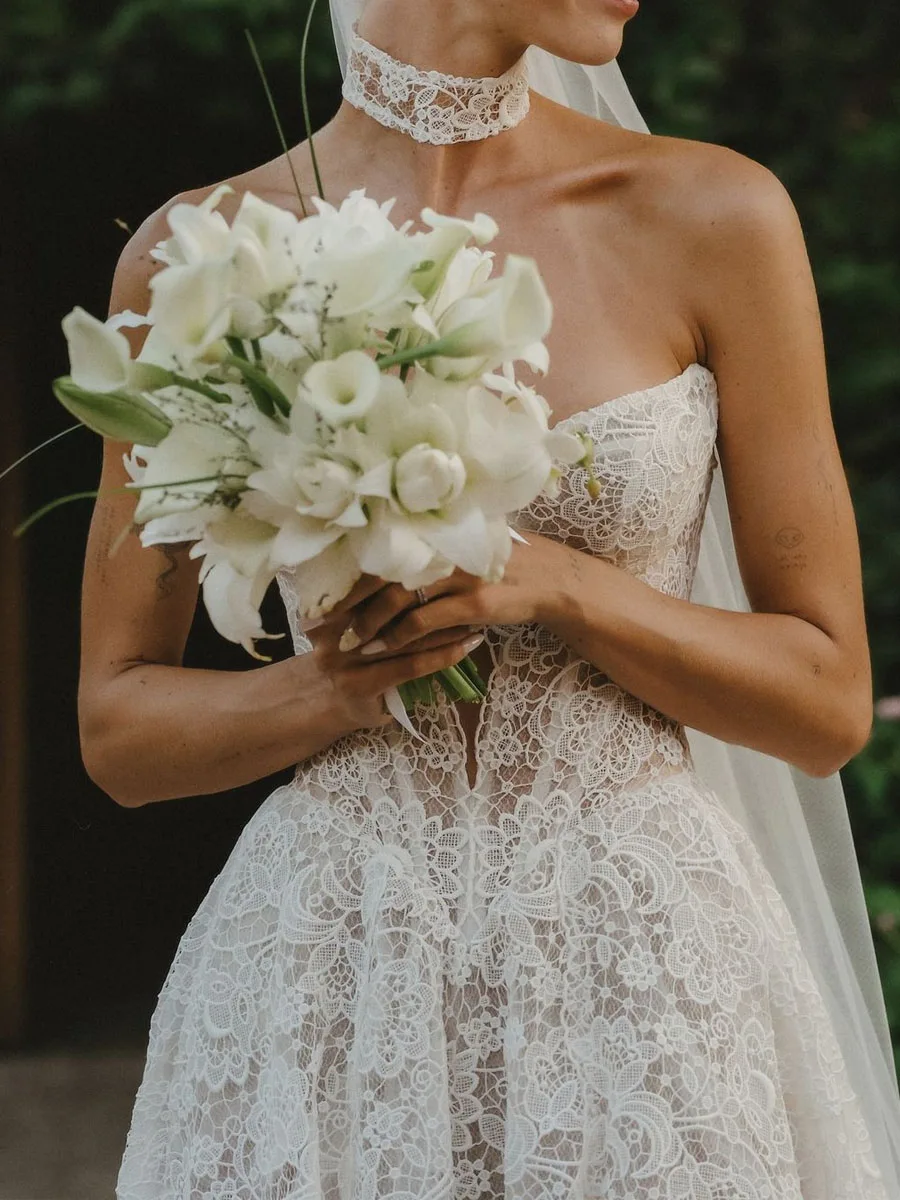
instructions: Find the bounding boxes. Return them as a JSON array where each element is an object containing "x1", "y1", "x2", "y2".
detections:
[{"x1": 338, "y1": 529, "x2": 576, "y2": 656}]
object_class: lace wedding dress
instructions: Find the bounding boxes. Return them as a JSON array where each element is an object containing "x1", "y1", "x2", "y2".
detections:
[{"x1": 116, "y1": 360, "x2": 888, "y2": 1200}]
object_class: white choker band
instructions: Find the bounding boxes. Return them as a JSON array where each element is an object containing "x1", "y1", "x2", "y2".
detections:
[{"x1": 341, "y1": 21, "x2": 532, "y2": 145}]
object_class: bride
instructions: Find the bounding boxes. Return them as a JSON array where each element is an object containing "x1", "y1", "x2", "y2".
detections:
[{"x1": 79, "y1": 0, "x2": 900, "y2": 1195}]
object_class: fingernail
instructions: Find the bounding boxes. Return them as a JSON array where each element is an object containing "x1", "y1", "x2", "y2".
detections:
[
  {"x1": 359, "y1": 638, "x2": 388, "y2": 656},
  {"x1": 339, "y1": 626, "x2": 363, "y2": 652},
  {"x1": 463, "y1": 634, "x2": 485, "y2": 651}
]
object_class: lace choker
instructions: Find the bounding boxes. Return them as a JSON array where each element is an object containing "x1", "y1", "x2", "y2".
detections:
[{"x1": 341, "y1": 22, "x2": 531, "y2": 145}]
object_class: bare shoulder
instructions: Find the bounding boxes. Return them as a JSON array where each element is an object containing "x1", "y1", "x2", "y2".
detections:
[
  {"x1": 110, "y1": 157, "x2": 318, "y2": 322},
  {"x1": 632, "y1": 133, "x2": 804, "y2": 260}
]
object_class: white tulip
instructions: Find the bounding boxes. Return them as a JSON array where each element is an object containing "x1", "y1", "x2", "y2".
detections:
[{"x1": 394, "y1": 444, "x2": 466, "y2": 513}]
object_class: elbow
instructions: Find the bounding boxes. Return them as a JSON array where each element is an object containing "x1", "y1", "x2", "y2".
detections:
[
  {"x1": 802, "y1": 694, "x2": 874, "y2": 780},
  {"x1": 79, "y1": 701, "x2": 147, "y2": 809}
]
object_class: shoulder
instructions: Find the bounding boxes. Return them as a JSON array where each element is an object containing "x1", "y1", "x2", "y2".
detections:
[
  {"x1": 635, "y1": 134, "x2": 806, "y2": 261},
  {"x1": 109, "y1": 159, "x2": 317, "y2": 319}
]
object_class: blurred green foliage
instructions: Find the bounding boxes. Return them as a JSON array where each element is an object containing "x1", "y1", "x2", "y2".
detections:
[{"x1": 3, "y1": 0, "x2": 900, "y2": 1052}]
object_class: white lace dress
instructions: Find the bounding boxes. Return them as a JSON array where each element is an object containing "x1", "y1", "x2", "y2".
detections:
[{"x1": 116, "y1": 361, "x2": 888, "y2": 1200}]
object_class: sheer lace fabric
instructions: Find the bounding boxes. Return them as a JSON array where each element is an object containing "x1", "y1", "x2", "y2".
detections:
[
  {"x1": 341, "y1": 22, "x2": 531, "y2": 145},
  {"x1": 117, "y1": 362, "x2": 888, "y2": 1199}
]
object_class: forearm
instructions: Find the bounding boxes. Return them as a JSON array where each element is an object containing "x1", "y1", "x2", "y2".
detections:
[
  {"x1": 80, "y1": 655, "x2": 344, "y2": 807},
  {"x1": 541, "y1": 550, "x2": 872, "y2": 778}
]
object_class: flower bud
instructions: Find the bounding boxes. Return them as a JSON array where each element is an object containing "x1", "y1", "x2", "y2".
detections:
[{"x1": 394, "y1": 443, "x2": 466, "y2": 513}]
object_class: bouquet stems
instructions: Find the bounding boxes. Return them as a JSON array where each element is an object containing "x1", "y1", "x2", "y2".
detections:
[{"x1": 398, "y1": 655, "x2": 488, "y2": 712}]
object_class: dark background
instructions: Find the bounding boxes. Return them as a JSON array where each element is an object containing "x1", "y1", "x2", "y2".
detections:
[{"x1": 2, "y1": 0, "x2": 900, "y2": 1065}]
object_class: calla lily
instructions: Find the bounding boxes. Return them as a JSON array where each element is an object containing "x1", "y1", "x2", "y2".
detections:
[
  {"x1": 409, "y1": 209, "x2": 499, "y2": 300},
  {"x1": 425, "y1": 254, "x2": 553, "y2": 380},
  {"x1": 301, "y1": 350, "x2": 389, "y2": 426}
]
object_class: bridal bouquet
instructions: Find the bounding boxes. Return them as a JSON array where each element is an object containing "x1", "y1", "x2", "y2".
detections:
[{"x1": 52, "y1": 184, "x2": 596, "y2": 726}]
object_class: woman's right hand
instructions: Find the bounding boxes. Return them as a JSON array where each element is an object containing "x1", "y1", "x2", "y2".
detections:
[{"x1": 299, "y1": 574, "x2": 485, "y2": 735}]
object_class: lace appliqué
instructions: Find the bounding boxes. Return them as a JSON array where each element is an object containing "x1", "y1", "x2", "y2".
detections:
[
  {"x1": 116, "y1": 362, "x2": 888, "y2": 1199},
  {"x1": 341, "y1": 21, "x2": 531, "y2": 145}
]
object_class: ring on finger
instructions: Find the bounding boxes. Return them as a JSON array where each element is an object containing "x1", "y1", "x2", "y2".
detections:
[{"x1": 415, "y1": 586, "x2": 428, "y2": 606}]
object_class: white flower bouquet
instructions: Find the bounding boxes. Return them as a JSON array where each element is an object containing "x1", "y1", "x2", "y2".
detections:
[{"x1": 48, "y1": 183, "x2": 596, "y2": 727}]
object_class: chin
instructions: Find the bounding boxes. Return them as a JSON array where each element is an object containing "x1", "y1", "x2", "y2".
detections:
[{"x1": 536, "y1": 23, "x2": 626, "y2": 67}]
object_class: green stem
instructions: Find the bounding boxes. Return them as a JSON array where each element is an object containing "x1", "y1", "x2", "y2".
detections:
[
  {"x1": 222, "y1": 353, "x2": 292, "y2": 418},
  {"x1": 436, "y1": 665, "x2": 481, "y2": 703},
  {"x1": 376, "y1": 336, "x2": 454, "y2": 370},
  {"x1": 243, "y1": 28, "x2": 309, "y2": 219},
  {"x1": 299, "y1": 0, "x2": 326, "y2": 202},
  {"x1": 14, "y1": 474, "x2": 248, "y2": 537},
  {"x1": 0, "y1": 423, "x2": 83, "y2": 485},
  {"x1": 169, "y1": 372, "x2": 233, "y2": 404}
]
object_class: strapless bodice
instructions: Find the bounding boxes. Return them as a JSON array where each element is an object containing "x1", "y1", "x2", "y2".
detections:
[{"x1": 275, "y1": 360, "x2": 719, "y2": 814}]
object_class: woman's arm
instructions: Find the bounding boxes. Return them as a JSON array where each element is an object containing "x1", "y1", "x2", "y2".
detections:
[
  {"x1": 528, "y1": 149, "x2": 873, "y2": 778},
  {"x1": 78, "y1": 183, "x2": 485, "y2": 807},
  {"x1": 344, "y1": 147, "x2": 873, "y2": 779}
]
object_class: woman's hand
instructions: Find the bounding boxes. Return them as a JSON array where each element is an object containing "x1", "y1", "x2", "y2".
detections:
[
  {"x1": 300, "y1": 574, "x2": 487, "y2": 734},
  {"x1": 333, "y1": 530, "x2": 574, "y2": 656}
]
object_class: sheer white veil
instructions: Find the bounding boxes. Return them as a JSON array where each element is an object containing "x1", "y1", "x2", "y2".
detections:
[{"x1": 328, "y1": 0, "x2": 900, "y2": 1185}]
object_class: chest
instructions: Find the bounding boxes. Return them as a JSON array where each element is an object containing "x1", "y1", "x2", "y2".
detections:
[
  {"x1": 270, "y1": 164, "x2": 696, "y2": 425},
  {"x1": 512, "y1": 369, "x2": 720, "y2": 594}
]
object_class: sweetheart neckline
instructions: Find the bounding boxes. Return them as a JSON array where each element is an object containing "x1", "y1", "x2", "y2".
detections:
[{"x1": 548, "y1": 360, "x2": 718, "y2": 433}]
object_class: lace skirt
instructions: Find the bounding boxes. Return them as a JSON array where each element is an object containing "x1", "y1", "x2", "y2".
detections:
[{"x1": 116, "y1": 768, "x2": 887, "y2": 1200}]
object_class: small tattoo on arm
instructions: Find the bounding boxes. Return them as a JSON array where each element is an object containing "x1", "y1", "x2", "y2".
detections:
[
  {"x1": 774, "y1": 527, "x2": 808, "y2": 571},
  {"x1": 155, "y1": 544, "x2": 180, "y2": 599}
]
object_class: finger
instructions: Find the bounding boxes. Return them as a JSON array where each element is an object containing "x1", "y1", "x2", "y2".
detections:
[
  {"x1": 363, "y1": 596, "x2": 480, "y2": 654},
  {"x1": 329, "y1": 573, "x2": 389, "y2": 617},
  {"x1": 350, "y1": 624, "x2": 479, "y2": 660},
  {"x1": 347, "y1": 578, "x2": 458, "y2": 646},
  {"x1": 367, "y1": 632, "x2": 486, "y2": 693}
]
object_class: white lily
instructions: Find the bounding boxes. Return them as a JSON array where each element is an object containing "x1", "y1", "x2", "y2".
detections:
[
  {"x1": 354, "y1": 500, "x2": 456, "y2": 591},
  {"x1": 147, "y1": 258, "x2": 234, "y2": 362},
  {"x1": 149, "y1": 183, "x2": 235, "y2": 267},
  {"x1": 63, "y1": 306, "x2": 142, "y2": 392},
  {"x1": 190, "y1": 508, "x2": 282, "y2": 658},
  {"x1": 128, "y1": 422, "x2": 251, "y2": 524},
  {"x1": 281, "y1": 536, "x2": 363, "y2": 622}
]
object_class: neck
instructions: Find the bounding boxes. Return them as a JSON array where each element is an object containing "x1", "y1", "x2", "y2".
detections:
[
  {"x1": 329, "y1": 4, "x2": 535, "y2": 204},
  {"x1": 355, "y1": 1, "x2": 528, "y2": 81}
]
